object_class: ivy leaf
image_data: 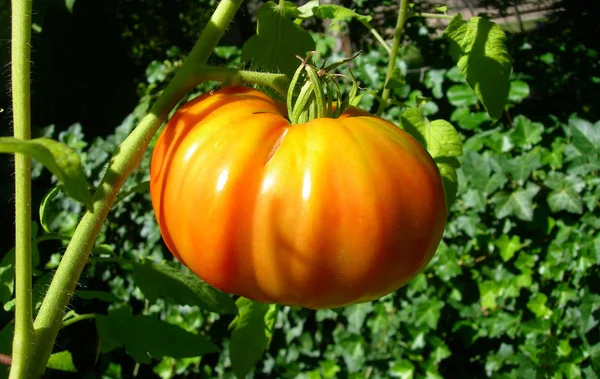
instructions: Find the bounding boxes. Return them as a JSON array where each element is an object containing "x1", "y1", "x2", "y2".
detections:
[
  {"x1": 544, "y1": 172, "x2": 585, "y2": 214},
  {"x1": 400, "y1": 108, "x2": 463, "y2": 207},
  {"x1": 443, "y1": 15, "x2": 512, "y2": 119},
  {"x1": 569, "y1": 118, "x2": 600, "y2": 154},
  {"x1": 47, "y1": 351, "x2": 77, "y2": 372},
  {"x1": 312, "y1": 4, "x2": 372, "y2": 26},
  {"x1": 132, "y1": 262, "x2": 237, "y2": 314},
  {"x1": 510, "y1": 115, "x2": 543, "y2": 150},
  {"x1": 229, "y1": 298, "x2": 278, "y2": 379},
  {"x1": 508, "y1": 80, "x2": 530, "y2": 103},
  {"x1": 492, "y1": 183, "x2": 540, "y2": 221},
  {"x1": 495, "y1": 235, "x2": 521, "y2": 262},
  {"x1": 242, "y1": 1, "x2": 315, "y2": 78},
  {"x1": 0, "y1": 137, "x2": 93, "y2": 210},
  {"x1": 96, "y1": 306, "x2": 219, "y2": 364}
]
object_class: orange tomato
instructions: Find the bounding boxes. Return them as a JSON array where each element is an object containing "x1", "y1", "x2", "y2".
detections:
[{"x1": 150, "y1": 86, "x2": 446, "y2": 309}]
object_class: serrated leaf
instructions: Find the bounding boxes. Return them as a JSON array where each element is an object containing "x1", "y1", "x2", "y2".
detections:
[
  {"x1": 47, "y1": 351, "x2": 76, "y2": 372},
  {"x1": 229, "y1": 298, "x2": 278, "y2": 379},
  {"x1": 544, "y1": 172, "x2": 584, "y2": 214},
  {"x1": 492, "y1": 183, "x2": 540, "y2": 221},
  {"x1": 0, "y1": 137, "x2": 93, "y2": 209},
  {"x1": 510, "y1": 115, "x2": 543, "y2": 149},
  {"x1": 313, "y1": 4, "x2": 372, "y2": 25},
  {"x1": 400, "y1": 108, "x2": 463, "y2": 207},
  {"x1": 296, "y1": 0, "x2": 320, "y2": 19},
  {"x1": 242, "y1": 1, "x2": 315, "y2": 78},
  {"x1": 501, "y1": 147, "x2": 542, "y2": 182},
  {"x1": 132, "y1": 262, "x2": 237, "y2": 314},
  {"x1": 96, "y1": 306, "x2": 218, "y2": 364},
  {"x1": 443, "y1": 15, "x2": 512, "y2": 119},
  {"x1": 495, "y1": 235, "x2": 521, "y2": 262},
  {"x1": 385, "y1": 67, "x2": 406, "y2": 89}
]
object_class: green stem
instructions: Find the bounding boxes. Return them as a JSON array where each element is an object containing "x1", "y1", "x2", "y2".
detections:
[
  {"x1": 9, "y1": 0, "x2": 35, "y2": 377},
  {"x1": 28, "y1": 0, "x2": 244, "y2": 377},
  {"x1": 376, "y1": 0, "x2": 410, "y2": 116},
  {"x1": 409, "y1": 12, "x2": 454, "y2": 20},
  {"x1": 60, "y1": 313, "x2": 96, "y2": 330}
]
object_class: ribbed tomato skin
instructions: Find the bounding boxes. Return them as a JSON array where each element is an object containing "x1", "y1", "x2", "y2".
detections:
[{"x1": 150, "y1": 86, "x2": 446, "y2": 309}]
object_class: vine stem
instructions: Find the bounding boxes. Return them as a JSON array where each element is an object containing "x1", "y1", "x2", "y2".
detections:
[
  {"x1": 410, "y1": 12, "x2": 454, "y2": 20},
  {"x1": 9, "y1": 0, "x2": 35, "y2": 377},
  {"x1": 60, "y1": 313, "x2": 97, "y2": 330},
  {"x1": 376, "y1": 0, "x2": 410, "y2": 116},
  {"x1": 24, "y1": 0, "x2": 245, "y2": 377}
]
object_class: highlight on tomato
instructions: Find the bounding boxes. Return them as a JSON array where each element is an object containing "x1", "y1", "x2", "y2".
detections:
[{"x1": 150, "y1": 83, "x2": 447, "y2": 309}]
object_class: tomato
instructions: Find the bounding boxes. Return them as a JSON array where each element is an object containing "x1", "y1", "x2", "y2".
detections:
[{"x1": 150, "y1": 86, "x2": 446, "y2": 309}]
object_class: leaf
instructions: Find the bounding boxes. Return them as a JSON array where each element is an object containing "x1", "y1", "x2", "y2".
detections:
[
  {"x1": 313, "y1": 4, "x2": 372, "y2": 25},
  {"x1": 39, "y1": 186, "x2": 61, "y2": 234},
  {"x1": 47, "y1": 351, "x2": 77, "y2": 372},
  {"x1": 495, "y1": 235, "x2": 521, "y2": 262},
  {"x1": 65, "y1": 0, "x2": 76, "y2": 13},
  {"x1": 400, "y1": 108, "x2": 463, "y2": 207},
  {"x1": 492, "y1": 183, "x2": 540, "y2": 221},
  {"x1": 544, "y1": 172, "x2": 585, "y2": 214},
  {"x1": 242, "y1": 1, "x2": 315, "y2": 78},
  {"x1": 229, "y1": 298, "x2": 278, "y2": 379},
  {"x1": 0, "y1": 250, "x2": 14, "y2": 305},
  {"x1": 132, "y1": 262, "x2": 237, "y2": 315},
  {"x1": 569, "y1": 118, "x2": 600, "y2": 154},
  {"x1": 443, "y1": 15, "x2": 512, "y2": 119},
  {"x1": 0, "y1": 137, "x2": 93, "y2": 209},
  {"x1": 296, "y1": 1, "x2": 320, "y2": 19},
  {"x1": 527, "y1": 293, "x2": 552, "y2": 318},
  {"x1": 446, "y1": 84, "x2": 478, "y2": 108},
  {"x1": 385, "y1": 67, "x2": 406, "y2": 89},
  {"x1": 96, "y1": 306, "x2": 219, "y2": 364},
  {"x1": 508, "y1": 80, "x2": 530, "y2": 103},
  {"x1": 510, "y1": 115, "x2": 543, "y2": 150},
  {"x1": 390, "y1": 360, "x2": 415, "y2": 379}
]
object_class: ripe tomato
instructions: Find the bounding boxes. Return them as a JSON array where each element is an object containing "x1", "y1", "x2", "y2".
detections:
[{"x1": 150, "y1": 86, "x2": 446, "y2": 309}]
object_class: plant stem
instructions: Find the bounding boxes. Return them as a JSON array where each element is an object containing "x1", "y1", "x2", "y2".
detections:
[
  {"x1": 409, "y1": 12, "x2": 454, "y2": 20},
  {"x1": 60, "y1": 313, "x2": 97, "y2": 330},
  {"x1": 9, "y1": 0, "x2": 35, "y2": 378},
  {"x1": 28, "y1": 0, "x2": 244, "y2": 377},
  {"x1": 377, "y1": 0, "x2": 410, "y2": 116},
  {"x1": 359, "y1": 21, "x2": 392, "y2": 55}
]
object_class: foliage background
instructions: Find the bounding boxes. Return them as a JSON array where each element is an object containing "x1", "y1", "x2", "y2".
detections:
[{"x1": 1, "y1": 0, "x2": 599, "y2": 377}]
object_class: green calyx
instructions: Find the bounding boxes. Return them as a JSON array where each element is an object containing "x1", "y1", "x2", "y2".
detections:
[{"x1": 286, "y1": 52, "x2": 361, "y2": 124}]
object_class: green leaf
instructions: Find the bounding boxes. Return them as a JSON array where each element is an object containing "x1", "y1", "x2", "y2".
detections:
[
  {"x1": 47, "y1": 351, "x2": 77, "y2": 372},
  {"x1": 501, "y1": 147, "x2": 542, "y2": 182},
  {"x1": 527, "y1": 293, "x2": 552, "y2": 318},
  {"x1": 313, "y1": 4, "x2": 372, "y2": 26},
  {"x1": 96, "y1": 306, "x2": 218, "y2": 364},
  {"x1": 385, "y1": 67, "x2": 406, "y2": 89},
  {"x1": 229, "y1": 298, "x2": 278, "y2": 379},
  {"x1": 508, "y1": 80, "x2": 530, "y2": 103},
  {"x1": 390, "y1": 360, "x2": 415, "y2": 379},
  {"x1": 296, "y1": 1, "x2": 320, "y2": 19},
  {"x1": 492, "y1": 183, "x2": 540, "y2": 221},
  {"x1": 569, "y1": 118, "x2": 600, "y2": 154},
  {"x1": 510, "y1": 115, "x2": 543, "y2": 150},
  {"x1": 495, "y1": 235, "x2": 521, "y2": 262},
  {"x1": 65, "y1": 0, "x2": 76, "y2": 13},
  {"x1": 0, "y1": 250, "x2": 14, "y2": 305},
  {"x1": 400, "y1": 108, "x2": 463, "y2": 207},
  {"x1": 39, "y1": 186, "x2": 61, "y2": 234},
  {"x1": 443, "y1": 15, "x2": 512, "y2": 119},
  {"x1": 0, "y1": 137, "x2": 93, "y2": 209},
  {"x1": 434, "y1": 5, "x2": 448, "y2": 13},
  {"x1": 242, "y1": 1, "x2": 315, "y2": 78},
  {"x1": 132, "y1": 262, "x2": 237, "y2": 315},
  {"x1": 544, "y1": 172, "x2": 585, "y2": 214},
  {"x1": 446, "y1": 84, "x2": 478, "y2": 108}
]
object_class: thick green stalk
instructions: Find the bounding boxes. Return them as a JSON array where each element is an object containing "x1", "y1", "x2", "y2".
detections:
[
  {"x1": 28, "y1": 0, "x2": 244, "y2": 377},
  {"x1": 377, "y1": 0, "x2": 410, "y2": 115},
  {"x1": 9, "y1": 0, "x2": 35, "y2": 378}
]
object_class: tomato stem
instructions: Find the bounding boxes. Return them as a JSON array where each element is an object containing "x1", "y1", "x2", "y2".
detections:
[
  {"x1": 9, "y1": 0, "x2": 36, "y2": 377},
  {"x1": 377, "y1": 0, "x2": 410, "y2": 116}
]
